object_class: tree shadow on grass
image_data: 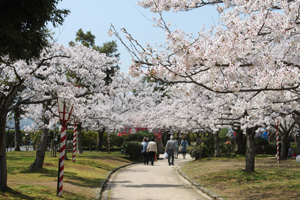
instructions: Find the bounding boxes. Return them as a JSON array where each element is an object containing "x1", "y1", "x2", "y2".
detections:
[
  {"x1": 19, "y1": 168, "x2": 104, "y2": 188},
  {"x1": 1, "y1": 187, "x2": 36, "y2": 200}
]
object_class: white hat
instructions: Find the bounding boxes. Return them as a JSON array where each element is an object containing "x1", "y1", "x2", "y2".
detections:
[{"x1": 170, "y1": 136, "x2": 174, "y2": 139}]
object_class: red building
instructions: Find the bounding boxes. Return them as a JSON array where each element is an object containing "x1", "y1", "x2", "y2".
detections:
[{"x1": 118, "y1": 127, "x2": 162, "y2": 138}]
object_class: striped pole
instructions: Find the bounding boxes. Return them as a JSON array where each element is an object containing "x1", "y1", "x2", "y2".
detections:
[
  {"x1": 268, "y1": 131, "x2": 270, "y2": 142},
  {"x1": 57, "y1": 120, "x2": 67, "y2": 197},
  {"x1": 108, "y1": 132, "x2": 110, "y2": 154},
  {"x1": 276, "y1": 125, "x2": 279, "y2": 164},
  {"x1": 72, "y1": 122, "x2": 77, "y2": 162}
]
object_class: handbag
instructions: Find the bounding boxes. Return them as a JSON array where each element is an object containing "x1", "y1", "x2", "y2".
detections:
[
  {"x1": 179, "y1": 145, "x2": 182, "y2": 152},
  {"x1": 154, "y1": 153, "x2": 157, "y2": 161}
]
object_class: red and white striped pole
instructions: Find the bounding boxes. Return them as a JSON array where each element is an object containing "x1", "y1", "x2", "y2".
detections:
[
  {"x1": 72, "y1": 122, "x2": 77, "y2": 162},
  {"x1": 108, "y1": 132, "x2": 110, "y2": 154},
  {"x1": 58, "y1": 120, "x2": 67, "y2": 197},
  {"x1": 57, "y1": 99, "x2": 73, "y2": 197},
  {"x1": 276, "y1": 124, "x2": 280, "y2": 164}
]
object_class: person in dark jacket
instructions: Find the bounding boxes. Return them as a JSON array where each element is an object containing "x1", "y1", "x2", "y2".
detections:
[{"x1": 141, "y1": 137, "x2": 149, "y2": 165}]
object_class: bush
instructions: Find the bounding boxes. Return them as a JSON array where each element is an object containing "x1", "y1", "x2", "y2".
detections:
[
  {"x1": 265, "y1": 142, "x2": 277, "y2": 154},
  {"x1": 290, "y1": 142, "x2": 297, "y2": 153},
  {"x1": 124, "y1": 131, "x2": 155, "y2": 142},
  {"x1": 188, "y1": 144, "x2": 211, "y2": 160},
  {"x1": 103, "y1": 132, "x2": 124, "y2": 150},
  {"x1": 201, "y1": 137, "x2": 215, "y2": 154},
  {"x1": 82, "y1": 131, "x2": 97, "y2": 151},
  {"x1": 220, "y1": 136, "x2": 235, "y2": 155},
  {"x1": 122, "y1": 141, "x2": 142, "y2": 158},
  {"x1": 255, "y1": 138, "x2": 269, "y2": 154}
]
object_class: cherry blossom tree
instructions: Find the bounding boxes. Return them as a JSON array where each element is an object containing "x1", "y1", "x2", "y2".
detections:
[
  {"x1": 0, "y1": 43, "x2": 117, "y2": 187},
  {"x1": 108, "y1": 0, "x2": 300, "y2": 172}
]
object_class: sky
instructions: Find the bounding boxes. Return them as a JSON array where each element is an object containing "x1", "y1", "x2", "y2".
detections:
[{"x1": 48, "y1": 0, "x2": 219, "y2": 73}]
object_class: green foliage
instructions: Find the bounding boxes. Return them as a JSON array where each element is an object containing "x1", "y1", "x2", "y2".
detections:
[
  {"x1": 0, "y1": 0, "x2": 69, "y2": 61},
  {"x1": 103, "y1": 132, "x2": 124, "y2": 149},
  {"x1": 202, "y1": 137, "x2": 215, "y2": 153},
  {"x1": 5, "y1": 130, "x2": 15, "y2": 146},
  {"x1": 290, "y1": 142, "x2": 297, "y2": 153},
  {"x1": 254, "y1": 138, "x2": 269, "y2": 154},
  {"x1": 124, "y1": 131, "x2": 155, "y2": 142},
  {"x1": 122, "y1": 141, "x2": 142, "y2": 158},
  {"x1": 188, "y1": 144, "x2": 211, "y2": 159},
  {"x1": 220, "y1": 136, "x2": 235, "y2": 155},
  {"x1": 82, "y1": 131, "x2": 97, "y2": 150},
  {"x1": 219, "y1": 128, "x2": 229, "y2": 138},
  {"x1": 69, "y1": 29, "x2": 120, "y2": 86},
  {"x1": 265, "y1": 142, "x2": 277, "y2": 154}
]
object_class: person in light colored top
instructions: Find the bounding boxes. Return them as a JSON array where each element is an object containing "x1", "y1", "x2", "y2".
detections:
[
  {"x1": 165, "y1": 135, "x2": 176, "y2": 166},
  {"x1": 147, "y1": 138, "x2": 157, "y2": 166}
]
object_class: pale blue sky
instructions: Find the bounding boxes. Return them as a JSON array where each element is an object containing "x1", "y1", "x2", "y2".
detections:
[{"x1": 49, "y1": 0, "x2": 219, "y2": 72}]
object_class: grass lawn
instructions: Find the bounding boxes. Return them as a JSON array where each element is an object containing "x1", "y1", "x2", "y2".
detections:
[
  {"x1": 181, "y1": 154, "x2": 300, "y2": 200},
  {"x1": 2, "y1": 150, "x2": 135, "y2": 200}
]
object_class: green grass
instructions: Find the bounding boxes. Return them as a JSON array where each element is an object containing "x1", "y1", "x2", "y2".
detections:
[
  {"x1": 2, "y1": 150, "x2": 137, "y2": 200},
  {"x1": 181, "y1": 155, "x2": 300, "y2": 200}
]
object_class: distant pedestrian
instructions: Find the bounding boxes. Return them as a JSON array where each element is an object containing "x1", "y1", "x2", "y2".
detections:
[
  {"x1": 174, "y1": 137, "x2": 179, "y2": 158},
  {"x1": 165, "y1": 136, "x2": 176, "y2": 166},
  {"x1": 141, "y1": 137, "x2": 149, "y2": 165},
  {"x1": 147, "y1": 138, "x2": 157, "y2": 166},
  {"x1": 181, "y1": 137, "x2": 189, "y2": 159}
]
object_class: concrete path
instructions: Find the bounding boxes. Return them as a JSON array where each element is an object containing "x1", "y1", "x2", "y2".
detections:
[{"x1": 101, "y1": 154, "x2": 212, "y2": 200}]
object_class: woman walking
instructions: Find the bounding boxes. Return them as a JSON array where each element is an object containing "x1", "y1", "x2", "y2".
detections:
[
  {"x1": 141, "y1": 137, "x2": 149, "y2": 165},
  {"x1": 181, "y1": 136, "x2": 188, "y2": 159},
  {"x1": 147, "y1": 138, "x2": 157, "y2": 165}
]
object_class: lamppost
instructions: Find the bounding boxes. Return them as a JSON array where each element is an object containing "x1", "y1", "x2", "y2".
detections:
[{"x1": 57, "y1": 98, "x2": 73, "y2": 197}]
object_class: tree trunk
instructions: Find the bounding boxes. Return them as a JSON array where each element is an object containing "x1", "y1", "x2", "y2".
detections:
[
  {"x1": 198, "y1": 134, "x2": 202, "y2": 160},
  {"x1": 280, "y1": 132, "x2": 288, "y2": 160},
  {"x1": 30, "y1": 116, "x2": 49, "y2": 171},
  {"x1": 14, "y1": 115, "x2": 21, "y2": 151},
  {"x1": 156, "y1": 136, "x2": 164, "y2": 154},
  {"x1": 245, "y1": 127, "x2": 256, "y2": 172},
  {"x1": 297, "y1": 135, "x2": 300, "y2": 155},
  {"x1": 235, "y1": 129, "x2": 245, "y2": 154},
  {"x1": 187, "y1": 133, "x2": 190, "y2": 145},
  {"x1": 214, "y1": 131, "x2": 220, "y2": 157},
  {"x1": 76, "y1": 123, "x2": 83, "y2": 154},
  {"x1": 0, "y1": 111, "x2": 8, "y2": 189},
  {"x1": 97, "y1": 127, "x2": 105, "y2": 151}
]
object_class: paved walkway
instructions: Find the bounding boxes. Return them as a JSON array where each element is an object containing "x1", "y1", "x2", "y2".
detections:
[{"x1": 101, "y1": 154, "x2": 212, "y2": 200}]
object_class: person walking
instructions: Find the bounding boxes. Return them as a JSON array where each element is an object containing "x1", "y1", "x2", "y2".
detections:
[
  {"x1": 147, "y1": 138, "x2": 157, "y2": 166},
  {"x1": 181, "y1": 136, "x2": 189, "y2": 159},
  {"x1": 141, "y1": 137, "x2": 149, "y2": 165},
  {"x1": 174, "y1": 137, "x2": 179, "y2": 158},
  {"x1": 165, "y1": 136, "x2": 176, "y2": 166}
]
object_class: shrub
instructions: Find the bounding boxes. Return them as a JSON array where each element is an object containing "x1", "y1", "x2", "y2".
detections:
[
  {"x1": 265, "y1": 142, "x2": 277, "y2": 155},
  {"x1": 124, "y1": 131, "x2": 155, "y2": 142},
  {"x1": 290, "y1": 142, "x2": 297, "y2": 153},
  {"x1": 188, "y1": 144, "x2": 211, "y2": 160},
  {"x1": 103, "y1": 132, "x2": 124, "y2": 150},
  {"x1": 255, "y1": 138, "x2": 269, "y2": 154},
  {"x1": 220, "y1": 136, "x2": 235, "y2": 155},
  {"x1": 201, "y1": 137, "x2": 215, "y2": 154},
  {"x1": 122, "y1": 141, "x2": 142, "y2": 158}
]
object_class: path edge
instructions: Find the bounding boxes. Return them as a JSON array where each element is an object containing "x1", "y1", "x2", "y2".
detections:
[
  {"x1": 97, "y1": 161, "x2": 141, "y2": 200},
  {"x1": 178, "y1": 161, "x2": 224, "y2": 200}
]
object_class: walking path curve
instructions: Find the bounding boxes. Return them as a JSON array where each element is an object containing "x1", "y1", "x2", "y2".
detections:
[{"x1": 101, "y1": 154, "x2": 212, "y2": 200}]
